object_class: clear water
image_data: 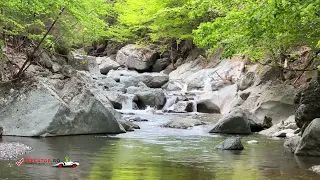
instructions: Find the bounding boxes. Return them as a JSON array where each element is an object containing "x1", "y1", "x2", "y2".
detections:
[{"x1": 0, "y1": 113, "x2": 319, "y2": 180}]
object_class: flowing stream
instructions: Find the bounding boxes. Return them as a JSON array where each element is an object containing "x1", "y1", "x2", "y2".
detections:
[{"x1": 0, "y1": 112, "x2": 319, "y2": 180}]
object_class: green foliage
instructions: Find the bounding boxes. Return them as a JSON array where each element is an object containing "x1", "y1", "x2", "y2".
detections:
[
  {"x1": 193, "y1": 0, "x2": 320, "y2": 61},
  {"x1": 0, "y1": 0, "x2": 111, "y2": 50}
]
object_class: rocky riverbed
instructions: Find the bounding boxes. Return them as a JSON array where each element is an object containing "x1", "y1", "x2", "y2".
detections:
[{"x1": 1, "y1": 43, "x2": 320, "y2": 163}]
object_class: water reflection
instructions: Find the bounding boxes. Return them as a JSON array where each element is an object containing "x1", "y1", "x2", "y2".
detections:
[{"x1": 0, "y1": 113, "x2": 320, "y2": 180}]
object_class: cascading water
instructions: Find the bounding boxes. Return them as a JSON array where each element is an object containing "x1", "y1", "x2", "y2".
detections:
[
  {"x1": 122, "y1": 94, "x2": 135, "y2": 110},
  {"x1": 163, "y1": 96, "x2": 178, "y2": 111},
  {"x1": 182, "y1": 83, "x2": 188, "y2": 93},
  {"x1": 203, "y1": 78, "x2": 212, "y2": 92}
]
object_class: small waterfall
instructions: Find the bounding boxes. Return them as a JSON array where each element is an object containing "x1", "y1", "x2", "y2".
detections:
[
  {"x1": 163, "y1": 96, "x2": 178, "y2": 111},
  {"x1": 122, "y1": 94, "x2": 134, "y2": 110},
  {"x1": 203, "y1": 78, "x2": 212, "y2": 92},
  {"x1": 191, "y1": 100, "x2": 198, "y2": 112},
  {"x1": 182, "y1": 83, "x2": 188, "y2": 93}
]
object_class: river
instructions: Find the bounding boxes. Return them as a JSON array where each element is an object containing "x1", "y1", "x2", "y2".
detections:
[{"x1": 0, "y1": 112, "x2": 319, "y2": 180}]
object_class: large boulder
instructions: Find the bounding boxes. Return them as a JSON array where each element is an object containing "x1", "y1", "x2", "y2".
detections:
[
  {"x1": 116, "y1": 44, "x2": 158, "y2": 71},
  {"x1": 256, "y1": 66, "x2": 284, "y2": 85},
  {"x1": 96, "y1": 57, "x2": 120, "y2": 74},
  {"x1": 0, "y1": 74, "x2": 126, "y2": 136},
  {"x1": 239, "y1": 82, "x2": 296, "y2": 124},
  {"x1": 209, "y1": 108, "x2": 252, "y2": 134},
  {"x1": 127, "y1": 87, "x2": 166, "y2": 109},
  {"x1": 294, "y1": 80, "x2": 320, "y2": 133},
  {"x1": 295, "y1": 118, "x2": 320, "y2": 156},
  {"x1": 161, "y1": 118, "x2": 205, "y2": 129},
  {"x1": 215, "y1": 137, "x2": 244, "y2": 150}
]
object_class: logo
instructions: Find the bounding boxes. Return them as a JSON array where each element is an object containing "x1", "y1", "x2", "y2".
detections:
[
  {"x1": 16, "y1": 158, "x2": 24, "y2": 166},
  {"x1": 16, "y1": 156, "x2": 80, "y2": 168}
]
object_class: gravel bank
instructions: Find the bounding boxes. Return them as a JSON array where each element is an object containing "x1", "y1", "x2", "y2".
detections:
[{"x1": 0, "y1": 142, "x2": 32, "y2": 160}]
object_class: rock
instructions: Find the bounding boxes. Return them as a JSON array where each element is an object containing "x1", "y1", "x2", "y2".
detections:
[
  {"x1": 209, "y1": 108, "x2": 252, "y2": 134},
  {"x1": 161, "y1": 64, "x2": 175, "y2": 75},
  {"x1": 161, "y1": 118, "x2": 205, "y2": 129},
  {"x1": 52, "y1": 63, "x2": 62, "y2": 73},
  {"x1": 284, "y1": 136, "x2": 301, "y2": 153},
  {"x1": 310, "y1": 165, "x2": 320, "y2": 174},
  {"x1": 138, "y1": 73, "x2": 169, "y2": 88},
  {"x1": 50, "y1": 74, "x2": 65, "y2": 80},
  {"x1": 118, "y1": 120, "x2": 140, "y2": 131},
  {"x1": 0, "y1": 74, "x2": 126, "y2": 136},
  {"x1": 167, "y1": 101, "x2": 193, "y2": 113},
  {"x1": 285, "y1": 123, "x2": 298, "y2": 130},
  {"x1": 247, "y1": 140, "x2": 259, "y2": 144},
  {"x1": 68, "y1": 52, "x2": 99, "y2": 73},
  {"x1": 37, "y1": 51, "x2": 53, "y2": 69},
  {"x1": 116, "y1": 44, "x2": 158, "y2": 71},
  {"x1": 238, "y1": 72, "x2": 255, "y2": 91},
  {"x1": 240, "y1": 92, "x2": 250, "y2": 100},
  {"x1": 196, "y1": 100, "x2": 220, "y2": 113},
  {"x1": 126, "y1": 116, "x2": 148, "y2": 122},
  {"x1": 256, "y1": 66, "x2": 284, "y2": 85},
  {"x1": 0, "y1": 142, "x2": 32, "y2": 160},
  {"x1": 259, "y1": 125, "x2": 282, "y2": 137},
  {"x1": 243, "y1": 110, "x2": 264, "y2": 132},
  {"x1": 120, "y1": 76, "x2": 140, "y2": 88},
  {"x1": 96, "y1": 57, "x2": 120, "y2": 74},
  {"x1": 239, "y1": 82, "x2": 296, "y2": 124},
  {"x1": 127, "y1": 87, "x2": 166, "y2": 109},
  {"x1": 272, "y1": 129, "x2": 295, "y2": 137},
  {"x1": 215, "y1": 137, "x2": 244, "y2": 150},
  {"x1": 262, "y1": 116, "x2": 273, "y2": 129},
  {"x1": 295, "y1": 119, "x2": 320, "y2": 156},
  {"x1": 0, "y1": 125, "x2": 2, "y2": 137},
  {"x1": 294, "y1": 80, "x2": 320, "y2": 134},
  {"x1": 152, "y1": 58, "x2": 170, "y2": 72},
  {"x1": 103, "y1": 91, "x2": 126, "y2": 109}
]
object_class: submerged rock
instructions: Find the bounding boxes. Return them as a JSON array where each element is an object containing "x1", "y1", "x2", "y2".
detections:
[
  {"x1": 161, "y1": 118, "x2": 205, "y2": 129},
  {"x1": 118, "y1": 120, "x2": 140, "y2": 131},
  {"x1": 247, "y1": 140, "x2": 259, "y2": 144},
  {"x1": 215, "y1": 137, "x2": 244, "y2": 150},
  {"x1": 295, "y1": 119, "x2": 320, "y2": 156},
  {"x1": 209, "y1": 108, "x2": 253, "y2": 134},
  {"x1": 0, "y1": 142, "x2": 32, "y2": 160}
]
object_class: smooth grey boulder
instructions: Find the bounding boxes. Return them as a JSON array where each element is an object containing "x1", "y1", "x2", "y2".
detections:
[
  {"x1": 116, "y1": 44, "x2": 158, "y2": 71},
  {"x1": 0, "y1": 75, "x2": 126, "y2": 137},
  {"x1": 294, "y1": 80, "x2": 320, "y2": 134},
  {"x1": 103, "y1": 91, "x2": 126, "y2": 109},
  {"x1": 256, "y1": 66, "x2": 284, "y2": 85},
  {"x1": 96, "y1": 57, "x2": 120, "y2": 74},
  {"x1": 215, "y1": 137, "x2": 244, "y2": 150},
  {"x1": 68, "y1": 52, "x2": 99, "y2": 73},
  {"x1": 295, "y1": 119, "x2": 320, "y2": 156},
  {"x1": 161, "y1": 118, "x2": 205, "y2": 129},
  {"x1": 209, "y1": 109, "x2": 252, "y2": 134}
]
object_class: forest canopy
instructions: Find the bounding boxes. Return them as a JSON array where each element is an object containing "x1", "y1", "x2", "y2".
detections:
[{"x1": 1, "y1": 0, "x2": 320, "y2": 61}]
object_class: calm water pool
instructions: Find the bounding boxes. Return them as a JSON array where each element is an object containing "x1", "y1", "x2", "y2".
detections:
[{"x1": 0, "y1": 113, "x2": 319, "y2": 180}]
